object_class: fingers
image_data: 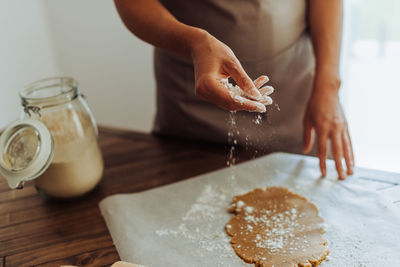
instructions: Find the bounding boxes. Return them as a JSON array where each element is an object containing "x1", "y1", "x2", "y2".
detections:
[
  {"x1": 257, "y1": 85, "x2": 274, "y2": 105},
  {"x1": 342, "y1": 129, "x2": 355, "y2": 175},
  {"x1": 331, "y1": 133, "x2": 346, "y2": 180},
  {"x1": 317, "y1": 131, "x2": 328, "y2": 177},
  {"x1": 315, "y1": 128, "x2": 354, "y2": 179},
  {"x1": 259, "y1": 86, "x2": 274, "y2": 96},
  {"x1": 227, "y1": 61, "x2": 262, "y2": 100},
  {"x1": 259, "y1": 97, "x2": 273, "y2": 106},
  {"x1": 347, "y1": 129, "x2": 355, "y2": 167},
  {"x1": 232, "y1": 97, "x2": 267, "y2": 112},
  {"x1": 303, "y1": 118, "x2": 314, "y2": 154},
  {"x1": 253, "y1": 75, "x2": 270, "y2": 89},
  {"x1": 196, "y1": 76, "x2": 266, "y2": 112}
]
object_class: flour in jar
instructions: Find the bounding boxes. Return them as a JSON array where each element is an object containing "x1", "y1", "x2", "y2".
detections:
[{"x1": 35, "y1": 109, "x2": 104, "y2": 198}]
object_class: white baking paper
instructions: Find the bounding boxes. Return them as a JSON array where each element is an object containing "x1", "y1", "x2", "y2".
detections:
[{"x1": 99, "y1": 153, "x2": 400, "y2": 267}]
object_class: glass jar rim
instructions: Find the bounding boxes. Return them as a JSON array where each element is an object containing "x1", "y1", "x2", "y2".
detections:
[{"x1": 20, "y1": 77, "x2": 79, "y2": 107}]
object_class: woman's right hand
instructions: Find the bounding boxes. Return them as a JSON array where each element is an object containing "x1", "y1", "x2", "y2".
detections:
[{"x1": 190, "y1": 30, "x2": 270, "y2": 112}]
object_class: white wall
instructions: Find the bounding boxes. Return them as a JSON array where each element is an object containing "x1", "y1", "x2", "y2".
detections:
[
  {"x1": 43, "y1": 0, "x2": 155, "y2": 132},
  {"x1": 0, "y1": 0, "x2": 60, "y2": 129},
  {"x1": 0, "y1": 0, "x2": 155, "y2": 132}
]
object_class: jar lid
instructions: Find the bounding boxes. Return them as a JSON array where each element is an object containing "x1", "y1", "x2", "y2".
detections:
[{"x1": 0, "y1": 119, "x2": 54, "y2": 189}]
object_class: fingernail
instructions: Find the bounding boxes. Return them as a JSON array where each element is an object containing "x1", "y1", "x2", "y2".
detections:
[
  {"x1": 255, "y1": 103, "x2": 266, "y2": 113},
  {"x1": 261, "y1": 86, "x2": 274, "y2": 96}
]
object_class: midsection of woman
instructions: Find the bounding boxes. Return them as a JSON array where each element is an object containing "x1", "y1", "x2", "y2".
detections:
[
  {"x1": 160, "y1": 0, "x2": 307, "y2": 60},
  {"x1": 154, "y1": 0, "x2": 314, "y2": 153}
]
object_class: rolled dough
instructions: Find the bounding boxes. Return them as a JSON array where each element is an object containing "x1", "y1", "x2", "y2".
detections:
[{"x1": 225, "y1": 187, "x2": 329, "y2": 267}]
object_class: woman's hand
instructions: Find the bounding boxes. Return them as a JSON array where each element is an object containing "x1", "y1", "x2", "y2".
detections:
[
  {"x1": 303, "y1": 76, "x2": 354, "y2": 179},
  {"x1": 190, "y1": 31, "x2": 268, "y2": 112},
  {"x1": 114, "y1": 1, "x2": 269, "y2": 112}
]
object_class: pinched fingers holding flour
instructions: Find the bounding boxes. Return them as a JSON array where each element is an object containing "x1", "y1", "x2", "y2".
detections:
[
  {"x1": 191, "y1": 35, "x2": 274, "y2": 113},
  {"x1": 195, "y1": 75, "x2": 265, "y2": 112},
  {"x1": 219, "y1": 76, "x2": 274, "y2": 112}
]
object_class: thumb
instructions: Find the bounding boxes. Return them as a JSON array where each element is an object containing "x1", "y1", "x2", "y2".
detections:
[
  {"x1": 227, "y1": 60, "x2": 262, "y2": 100},
  {"x1": 303, "y1": 118, "x2": 314, "y2": 154}
]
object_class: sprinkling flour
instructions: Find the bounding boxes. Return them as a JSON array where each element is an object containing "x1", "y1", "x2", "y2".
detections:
[
  {"x1": 222, "y1": 75, "x2": 277, "y2": 156},
  {"x1": 220, "y1": 78, "x2": 274, "y2": 108},
  {"x1": 227, "y1": 111, "x2": 238, "y2": 167},
  {"x1": 253, "y1": 114, "x2": 262, "y2": 125}
]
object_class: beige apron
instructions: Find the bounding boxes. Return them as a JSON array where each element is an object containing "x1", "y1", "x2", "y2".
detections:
[{"x1": 153, "y1": 0, "x2": 315, "y2": 154}]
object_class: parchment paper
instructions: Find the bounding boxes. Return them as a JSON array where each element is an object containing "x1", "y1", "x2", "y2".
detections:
[{"x1": 99, "y1": 153, "x2": 400, "y2": 266}]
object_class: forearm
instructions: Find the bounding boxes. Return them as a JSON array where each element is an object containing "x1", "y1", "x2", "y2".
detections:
[
  {"x1": 309, "y1": 0, "x2": 343, "y2": 91},
  {"x1": 114, "y1": 0, "x2": 206, "y2": 58}
]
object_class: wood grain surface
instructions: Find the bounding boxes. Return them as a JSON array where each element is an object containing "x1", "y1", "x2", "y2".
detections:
[{"x1": 0, "y1": 126, "x2": 261, "y2": 267}]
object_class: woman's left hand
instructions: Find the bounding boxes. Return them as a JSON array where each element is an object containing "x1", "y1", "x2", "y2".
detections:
[{"x1": 303, "y1": 76, "x2": 354, "y2": 179}]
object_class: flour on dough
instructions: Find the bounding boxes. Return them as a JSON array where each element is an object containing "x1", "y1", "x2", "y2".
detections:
[{"x1": 225, "y1": 187, "x2": 329, "y2": 267}]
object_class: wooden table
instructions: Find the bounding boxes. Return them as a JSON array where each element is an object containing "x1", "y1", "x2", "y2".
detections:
[{"x1": 0, "y1": 127, "x2": 259, "y2": 267}]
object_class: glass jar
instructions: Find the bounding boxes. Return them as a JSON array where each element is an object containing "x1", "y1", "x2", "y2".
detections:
[{"x1": 0, "y1": 77, "x2": 104, "y2": 199}]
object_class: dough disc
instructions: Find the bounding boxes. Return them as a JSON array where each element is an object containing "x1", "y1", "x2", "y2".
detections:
[{"x1": 225, "y1": 187, "x2": 329, "y2": 267}]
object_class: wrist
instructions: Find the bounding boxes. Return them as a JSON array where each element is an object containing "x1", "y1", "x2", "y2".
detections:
[
  {"x1": 313, "y1": 68, "x2": 341, "y2": 95},
  {"x1": 179, "y1": 26, "x2": 209, "y2": 59},
  {"x1": 167, "y1": 24, "x2": 208, "y2": 58}
]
